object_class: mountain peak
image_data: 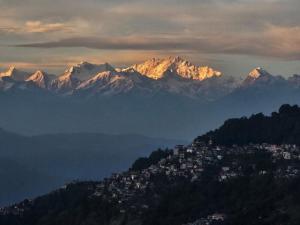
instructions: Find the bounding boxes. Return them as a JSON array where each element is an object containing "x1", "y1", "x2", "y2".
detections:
[
  {"x1": 7, "y1": 66, "x2": 16, "y2": 73},
  {"x1": 129, "y1": 57, "x2": 222, "y2": 81},
  {"x1": 62, "y1": 62, "x2": 115, "y2": 81},
  {"x1": 170, "y1": 56, "x2": 185, "y2": 62},
  {"x1": 0, "y1": 66, "x2": 16, "y2": 77},
  {"x1": 0, "y1": 66, "x2": 30, "y2": 81},
  {"x1": 53, "y1": 62, "x2": 116, "y2": 92},
  {"x1": 241, "y1": 67, "x2": 283, "y2": 87},
  {"x1": 248, "y1": 67, "x2": 271, "y2": 79},
  {"x1": 27, "y1": 70, "x2": 45, "y2": 79},
  {"x1": 79, "y1": 61, "x2": 90, "y2": 65},
  {"x1": 26, "y1": 70, "x2": 55, "y2": 89},
  {"x1": 34, "y1": 70, "x2": 44, "y2": 75}
]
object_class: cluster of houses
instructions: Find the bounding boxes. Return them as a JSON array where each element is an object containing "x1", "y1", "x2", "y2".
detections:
[
  {"x1": 184, "y1": 213, "x2": 226, "y2": 225},
  {"x1": 1, "y1": 140, "x2": 300, "y2": 218},
  {"x1": 0, "y1": 199, "x2": 31, "y2": 216},
  {"x1": 88, "y1": 141, "x2": 300, "y2": 215}
]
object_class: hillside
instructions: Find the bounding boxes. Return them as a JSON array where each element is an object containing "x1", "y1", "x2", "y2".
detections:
[
  {"x1": 1, "y1": 140, "x2": 300, "y2": 225},
  {"x1": 197, "y1": 104, "x2": 300, "y2": 145},
  {"x1": 1, "y1": 106, "x2": 300, "y2": 225}
]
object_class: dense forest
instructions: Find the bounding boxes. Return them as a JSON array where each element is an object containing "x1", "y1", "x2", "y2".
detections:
[{"x1": 198, "y1": 104, "x2": 300, "y2": 145}]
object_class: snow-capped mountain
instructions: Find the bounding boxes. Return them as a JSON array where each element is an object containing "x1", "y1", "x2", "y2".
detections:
[
  {"x1": 75, "y1": 71, "x2": 136, "y2": 96},
  {"x1": 249, "y1": 67, "x2": 271, "y2": 79},
  {"x1": 73, "y1": 60, "x2": 232, "y2": 99},
  {"x1": 0, "y1": 66, "x2": 31, "y2": 81},
  {"x1": 0, "y1": 67, "x2": 40, "y2": 92},
  {"x1": 222, "y1": 67, "x2": 294, "y2": 117},
  {"x1": 50, "y1": 73, "x2": 80, "y2": 92},
  {"x1": 44, "y1": 57, "x2": 228, "y2": 98},
  {"x1": 51, "y1": 62, "x2": 116, "y2": 93},
  {"x1": 62, "y1": 62, "x2": 115, "y2": 81},
  {"x1": 0, "y1": 57, "x2": 298, "y2": 101},
  {"x1": 243, "y1": 67, "x2": 272, "y2": 85},
  {"x1": 26, "y1": 70, "x2": 56, "y2": 89},
  {"x1": 242, "y1": 67, "x2": 286, "y2": 87},
  {"x1": 75, "y1": 68, "x2": 162, "y2": 97},
  {"x1": 1, "y1": 57, "x2": 300, "y2": 140},
  {"x1": 129, "y1": 56, "x2": 222, "y2": 80}
]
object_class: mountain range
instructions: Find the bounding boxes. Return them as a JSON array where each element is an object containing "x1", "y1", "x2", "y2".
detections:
[
  {"x1": 0, "y1": 57, "x2": 231, "y2": 99},
  {"x1": 1, "y1": 57, "x2": 299, "y2": 98},
  {"x1": 1, "y1": 56, "x2": 300, "y2": 139}
]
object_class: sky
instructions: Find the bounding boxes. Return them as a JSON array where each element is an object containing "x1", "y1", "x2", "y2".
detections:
[{"x1": 0, "y1": 0, "x2": 300, "y2": 77}]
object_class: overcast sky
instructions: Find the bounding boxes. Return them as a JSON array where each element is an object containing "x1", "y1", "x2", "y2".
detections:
[{"x1": 0, "y1": 0, "x2": 300, "y2": 77}]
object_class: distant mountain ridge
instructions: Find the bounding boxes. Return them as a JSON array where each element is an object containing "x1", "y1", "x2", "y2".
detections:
[
  {"x1": 0, "y1": 128, "x2": 180, "y2": 206},
  {"x1": 0, "y1": 57, "x2": 299, "y2": 100},
  {"x1": 1, "y1": 56, "x2": 300, "y2": 140},
  {"x1": 0, "y1": 57, "x2": 233, "y2": 99}
]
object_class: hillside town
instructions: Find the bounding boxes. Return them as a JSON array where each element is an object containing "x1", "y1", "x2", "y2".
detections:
[
  {"x1": 1, "y1": 140, "x2": 300, "y2": 224},
  {"x1": 88, "y1": 141, "x2": 300, "y2": 215}
]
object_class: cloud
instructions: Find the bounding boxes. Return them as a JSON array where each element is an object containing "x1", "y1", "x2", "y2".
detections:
[
  {"x1": 15, "y1": 36, "x2": 189, "y2": 50},
  {"x1": 0, "y1": 20, "x2": 73, "y2": 37},
  {"x1": 1, "y1": 0, "x2": 300, "y2": 77},
  {"x1": 13, "y1": 24, "x2": 300, "y2": 60},
  {"x1": 24, "y1": 21, "x2": 73, "y2": 33}
]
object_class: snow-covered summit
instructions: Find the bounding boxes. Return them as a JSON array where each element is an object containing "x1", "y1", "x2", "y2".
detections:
[
  {"x1": 242, "y1": 67, "x2": 287, "y2": 88},
  {"x1": 75, "y1": 70, "x2": 149, "y2": 96},
  {"x1": 128, "y1": 56, "x2": 222, "y2": 81},
  {"x1": 0, "y1": 66, "x2": 31, "y2": 81},
  {"x1": 62, "y1": 62, "x2": 115, "y2": 81},
  {"x1": 248, "y1": 67, "x2": 271, "y2": 79},
  {"x1": 26, "y1": 70, "x2": 55, "y2": 89},
  {"x1": 51, "y1": 62, "x2": 116, "y2": 93}
]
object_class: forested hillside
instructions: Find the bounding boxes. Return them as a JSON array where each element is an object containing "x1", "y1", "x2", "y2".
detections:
[{"x1": 198, "y1": 104, "x2": 300, "y2": 145}]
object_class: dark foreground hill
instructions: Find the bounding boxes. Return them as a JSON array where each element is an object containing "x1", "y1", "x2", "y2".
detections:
[
  {"x1": 198, "y1": 104, "x2": 300, "y2": 145},
  {"x1": 1, "y1": 142, "x2": 300, "y2": 225},
  {"x1": 0, "y1": 129, "x2": 180, "y2": 206}
]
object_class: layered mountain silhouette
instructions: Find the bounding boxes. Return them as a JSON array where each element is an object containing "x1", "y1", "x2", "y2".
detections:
[
  {"x1": 0, "y1": 128, "x2": 179, "y2": 206},
  {"x1": 0, "y1": 56, "x2": 300, "y2": 139}
]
